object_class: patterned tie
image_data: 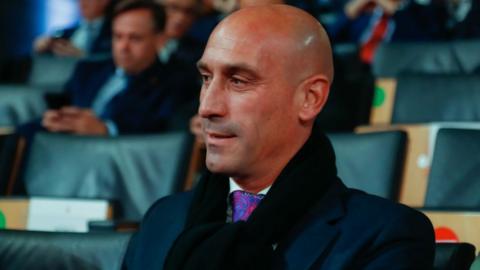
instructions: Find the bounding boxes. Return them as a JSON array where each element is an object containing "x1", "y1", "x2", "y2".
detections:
[{"x1": 230, "y1": 190, "x2": 265, "y2": 222}]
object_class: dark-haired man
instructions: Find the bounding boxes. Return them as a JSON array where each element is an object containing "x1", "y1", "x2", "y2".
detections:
[
  {"x1": 123, "y1": 4, "x2": 434, "y2": 270},
  {"x1": 42, "y1": 0, "x2": 198, "y2": 135}
]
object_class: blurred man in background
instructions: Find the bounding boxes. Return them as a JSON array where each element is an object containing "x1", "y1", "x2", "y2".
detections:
[
  {"x1": 41, "y1": 0, "x2": 198, "y2": 135},
  {"x1": 156, "y1": 0, "x2": 205, "y2": 66}
]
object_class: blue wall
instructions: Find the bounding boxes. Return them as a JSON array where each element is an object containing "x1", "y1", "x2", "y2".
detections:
[{"x1": 0, "y1": 0, "x2": 79, "y2": 58}]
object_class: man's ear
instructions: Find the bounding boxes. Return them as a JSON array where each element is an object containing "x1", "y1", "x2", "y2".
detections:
[{"x1": 297, "y1": 74, "x2": 330, "y2": 122}]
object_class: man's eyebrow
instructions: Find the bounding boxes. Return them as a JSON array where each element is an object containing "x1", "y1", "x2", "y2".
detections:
[
  {"x1": 196, "y1": 61, "x2": 208, "y2": 71},
  {"x1": 197, "y1": 61, "x2": 260, "y2": 78},
  {"x1": 224, "y1": 63, "x2": 259, "y2": 77}
]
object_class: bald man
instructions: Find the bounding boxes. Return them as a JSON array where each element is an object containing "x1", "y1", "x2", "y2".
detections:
[{"x1": 122, "y1": 5, "x2": 434, "y2": 270}]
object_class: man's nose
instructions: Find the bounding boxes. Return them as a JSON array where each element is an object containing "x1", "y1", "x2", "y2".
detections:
[
  {"x1": 117, "y1": 38, "x2": 129, "y2": 51},
  {"x1": 198, "y1": 79, "x2": 227, "y2": 119}
]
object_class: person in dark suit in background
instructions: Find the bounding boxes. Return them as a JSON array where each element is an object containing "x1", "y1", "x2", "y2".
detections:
[
  {"x1": 325, "y1": 0, "x2": 480, "y2": 63},
  {"x1": 123, "y1": 4, "x2": 435, "y2": 270},
  {"x1": 41, "y1": 0, "x2": 199, "y2": 136},
  {"x1": 34, "y1": 0, "x2": 115, "y2": 57},
  {"x1": 156, "y1": 0, "x2": 205, "y2": 66},
  {"x1": 432, "y1": 0, "x2": 480, "y2": 40}
]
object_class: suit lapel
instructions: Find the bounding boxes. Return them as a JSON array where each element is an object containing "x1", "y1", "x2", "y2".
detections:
[{"x1": 281, "y1": 180, "x2": 347, "y2": 270}]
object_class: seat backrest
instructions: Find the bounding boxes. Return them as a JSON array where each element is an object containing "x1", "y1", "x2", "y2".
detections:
[
  {"x1": 392, "y1": 74, "x2": 480, "y2": 124},
  {"x1": 434, "y1": 243, "x2": 476, "y2": 270},
  {"x1": 373, "y1": 40, "x2": 480, "y2": 77},
  {"x1": 425, "y1": 129, "x2": 480, "y2": 208},
  {"x1": 0, "y1": 230, "x2": 132, "y2": 270},
  {"x1": 315, "y1": 44, "x2": 374, "y2": 131},
  {"x1": 0, "y1": 85, "x2": 46, "y2": 126},
  {"x1": 0, "y1": 133, "x2": 23, "y2": 195},
  {"x1": 28, "y1": 54, "x2": 78, "y2": 92},
  {"x1": 328, "y1": 131, "x2": 406, "y2": 200},
  {"x1": 23, "y1": 132, "x2": 193, "y2": 220}
]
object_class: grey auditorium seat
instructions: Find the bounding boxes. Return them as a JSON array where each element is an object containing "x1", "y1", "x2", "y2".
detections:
[
  {"x1": 0, "y1": 85, "x2": 46, "y2": 126},
  {"x1": 23, "y1": 132, "x2": 194, "y2": 220},
  {"x1": 434, "y1": 243, "x2": 476, "y2": 270},
  {"x1": 373, "y1": 40, "x2": 480, "y2": 77},
  {"x1": 328, "y1": 131, "x2": 407, "y2": 200},
  {"x1": 0, "y1": 133, "x2": 22, "y2": 194},
  {"x1": 0, "y1": 230, "x2": 132, "y2": 270},
  {"x1": 28, "y1": 54, "x2": 79, "y2": 93},
  {"x1": 391, "y1": 74, "x2": 480, "y2": 124},
  {"x1": 425, "y1": 129, "x2": 480, "y2": 208}
]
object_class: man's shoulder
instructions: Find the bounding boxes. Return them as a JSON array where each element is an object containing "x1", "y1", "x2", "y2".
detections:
[
  {"x1": 122, "y1": 192, "x2": 193, "y2": 269},
  {"x1": 143, "y1": 191, "x2": 194, "y2": 223},
  {"x1": 137, "y1": 191, "x2": 194, "y2": 235},
  {"x1": 338, "y1": 187, "x2": 433, "y2": 237},
  {"x1": 293, "y1": 183, "x2": 435, "y2": 269},
  {"x1": 72, "y1": 57, "x2": 115, "y2": 78}
]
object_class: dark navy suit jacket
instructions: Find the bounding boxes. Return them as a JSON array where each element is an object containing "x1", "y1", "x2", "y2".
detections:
[
  {"x1": 122, "y1": 179, "x2": 435, "y2": 269},
  {"x1": 64, "y1": 56, "x2": 199, "y2": 134}
]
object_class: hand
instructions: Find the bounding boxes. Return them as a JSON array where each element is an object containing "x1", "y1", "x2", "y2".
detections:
[
  {"x1": 51, "y1": 39, "x2": 85, "y2": 57},
  {"x1": 374, "y1": 0, "x2": 402, "y2": 15},
  {"x1": 345, "y1": 0, "x2": 401, "y2": 19},
  {"x1": 345, "y1": 0, "x2": 376, "y2": 19},
  {"x1": 189, "y1": 115, "x2": 205, "y2": 144},
  {"x1": 33, "y1": 37, "x2": 54, "y2": 53},
  {"x1": 42, "y1": 107, "x2": 108, "y2": 135}
]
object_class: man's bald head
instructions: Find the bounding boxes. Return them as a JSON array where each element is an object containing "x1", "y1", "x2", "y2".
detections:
[
  {"x1": 197, "y1": 5, "x2": 334, "y2": 190},
  {"x1": 209, "y1": 5, "x2": 333, "y2": 83}
]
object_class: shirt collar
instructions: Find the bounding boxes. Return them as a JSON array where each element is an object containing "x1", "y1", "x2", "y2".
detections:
[
  {"x1": 229, "y1": 177, "x2": 271, "y2": 196},
  {"x1": 114, "y1": 67, "x2": 126, "y2": 77},
  {"x1": 158, "y1": 39, "x2": 179, "y2": 64}
]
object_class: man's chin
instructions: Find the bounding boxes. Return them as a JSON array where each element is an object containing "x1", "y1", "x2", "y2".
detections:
[{"x1": 205, "y1": 155, "x2": 234, "y2": 175}]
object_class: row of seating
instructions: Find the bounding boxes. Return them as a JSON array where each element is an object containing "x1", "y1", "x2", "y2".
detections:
[
  {"x1": 372, "y1": 40, "x2": 480, "y2": 77},
  {"x1": 0, "y1": 131, "x2": 195, "y2": 220},
  {"x1": 1, "y1": 127, "x2": 477, "y2": 217},
  {"x1": 5, "y1": 41, "x2": 480, "y2": 130},
  {"x1": 4, "y1": 72, "x2": 480, "y2": 129},
  {"x1": 364, "y1": 40, "x2": 480, "y2": 265},
  {"x1": 0, "y1": 229, "x2": 475, "y2": 270}
]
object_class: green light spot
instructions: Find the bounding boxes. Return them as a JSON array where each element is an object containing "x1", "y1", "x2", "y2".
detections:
[
  {"x1": 0, "y1": 211, "x2": 5, "y2": 229},
  {"x1": 373, "y1": 86, "x2": 386, "y2": 108}
]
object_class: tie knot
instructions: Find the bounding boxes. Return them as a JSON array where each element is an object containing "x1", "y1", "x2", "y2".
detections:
[{"x1": 230, "y1": 190, "x2": 265, "y2": 222}]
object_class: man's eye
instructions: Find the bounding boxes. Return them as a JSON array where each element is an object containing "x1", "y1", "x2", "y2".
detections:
[
  {"x1": 202, "y1": 75, "x2": 209, "y2": 81},
  {"x1": 231, "y1": 77, "x2": 246, "y2": 86},
  {"x1": 201, "y1": 74, "x2": 211, "y2": 83}
]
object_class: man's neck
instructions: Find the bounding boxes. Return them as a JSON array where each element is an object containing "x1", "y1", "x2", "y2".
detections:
[
  {"x1": 233, "y1": 129, "x2": 312, "y2": 193},
  {"x1": 229, "y1": 178, "x2": 270, "y2": 195},
  {"x1": 122, "y1": 57, "x2": 157, "y2": 77}
]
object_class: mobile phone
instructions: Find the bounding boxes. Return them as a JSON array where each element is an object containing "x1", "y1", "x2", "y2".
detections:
[{"x1": 44, "y1": 93, "x2": 71, "y2": 110}]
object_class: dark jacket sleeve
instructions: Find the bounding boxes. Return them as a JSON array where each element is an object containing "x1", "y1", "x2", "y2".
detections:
[{"x1": 354, "y1": 207, "x2": 435, "y2": 270}]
